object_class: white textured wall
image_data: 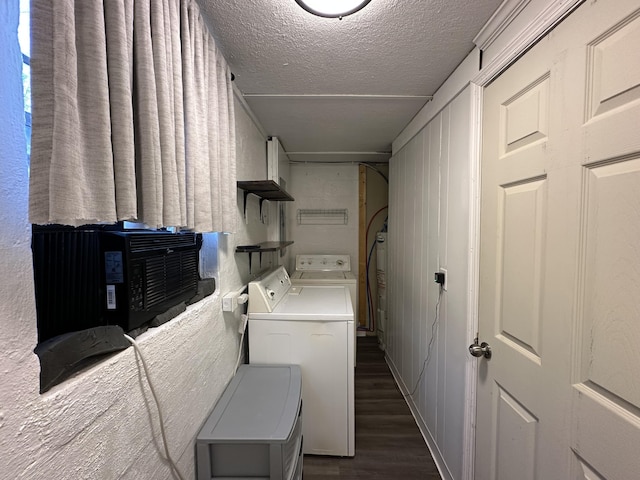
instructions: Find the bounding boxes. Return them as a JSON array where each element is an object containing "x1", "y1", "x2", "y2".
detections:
[
  {"x1": 386, "y1": 86, "x2": 473, "y2": 480},
  {"x1": 0, "y1": 3, "x2": 270, "y2": 476},
  {"x1": 285, "y1": 163, "x2": 359, "y2": 273},
  {"x1": 223, "y1": 96, "x2": 277, "y2": 284}
]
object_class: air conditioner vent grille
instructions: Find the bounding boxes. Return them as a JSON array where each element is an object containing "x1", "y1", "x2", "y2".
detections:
[{"x1": 144, "y1": 251, "x2": 199, "y2": 309}]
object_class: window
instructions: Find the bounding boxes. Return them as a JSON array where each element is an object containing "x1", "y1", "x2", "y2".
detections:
[
  {"x1": 23, "y1": 1, "x2": 221, "y2": 393},
  {"x1": 18, "y1": 0, "x2": 30, "y2": 159}
]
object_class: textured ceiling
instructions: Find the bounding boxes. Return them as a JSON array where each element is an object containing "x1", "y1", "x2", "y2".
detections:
[{"x1": 198, "y1": 0, "x2": 502, "y2": 161}]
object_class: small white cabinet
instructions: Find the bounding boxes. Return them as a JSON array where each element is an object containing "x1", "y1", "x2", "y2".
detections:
[{"x1": 196, "y1": 365, "x2": 303, "y2": 480}]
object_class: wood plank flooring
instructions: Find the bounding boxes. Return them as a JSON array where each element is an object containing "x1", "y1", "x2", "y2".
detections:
[{"x1": 303, "y1": 336, "x2": 442, "y2": 479}]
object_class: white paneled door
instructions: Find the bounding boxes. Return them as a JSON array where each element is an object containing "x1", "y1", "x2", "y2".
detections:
[{"x1": 476, "y1": 0, "x2": 640, "y2": 478}]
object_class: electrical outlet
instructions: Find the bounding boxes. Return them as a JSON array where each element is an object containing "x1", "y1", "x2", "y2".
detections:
[
  {"x1": 222, "y1": 293, "x2": 235, "y2": 312},
  {"x1": 440, "y1": 268, "x2": 448, "y2": 291}
]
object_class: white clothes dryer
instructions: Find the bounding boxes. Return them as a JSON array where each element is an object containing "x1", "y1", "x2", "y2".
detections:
[
  {"x1": 290, "y1": 255, "x2": 358, "y2": 364},
  {"x1": 248, "y1": 266, "x2": 355, "y2": 457}
]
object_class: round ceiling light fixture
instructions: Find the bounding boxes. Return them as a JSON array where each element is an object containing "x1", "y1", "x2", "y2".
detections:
[{"x1": 295, "y1": 0, "x2": 373, "y2": 18}]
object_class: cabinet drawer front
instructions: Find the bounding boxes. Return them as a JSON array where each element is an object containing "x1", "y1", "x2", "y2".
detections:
[{"x1": 283, "y1": 400, "x2": 303, "y2": 480}]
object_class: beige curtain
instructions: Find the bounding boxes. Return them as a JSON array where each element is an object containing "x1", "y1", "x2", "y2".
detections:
[{"x1": 29, "y1": 0, "x2": 236, "y2": 233}]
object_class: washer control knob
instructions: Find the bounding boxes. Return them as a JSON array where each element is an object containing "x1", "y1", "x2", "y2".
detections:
[
  {"x1": 266, "y1": 288, "x2": 275, "y2": 299},
  {"x1": 336, "y1": 259, "x2": 344, "y2": 266}
]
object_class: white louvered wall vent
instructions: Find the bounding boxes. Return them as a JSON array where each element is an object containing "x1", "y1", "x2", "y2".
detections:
[{"x1": 297, "y1": 209, "x2": 348, "y2": 225}]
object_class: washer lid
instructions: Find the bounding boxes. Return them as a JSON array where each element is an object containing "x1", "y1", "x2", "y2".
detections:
[{"x1": 249, "y1": 285, "x2": 353, "y2": 321}]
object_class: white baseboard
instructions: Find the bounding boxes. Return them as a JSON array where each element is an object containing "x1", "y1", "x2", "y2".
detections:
[{"x1": 385, "y1": 354, "x2": 454, "y2": 480}]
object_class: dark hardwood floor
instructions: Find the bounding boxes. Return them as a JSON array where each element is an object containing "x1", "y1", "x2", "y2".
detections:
[{"x1": 303, "y1": 336, "x2": 442, "y2": 479}]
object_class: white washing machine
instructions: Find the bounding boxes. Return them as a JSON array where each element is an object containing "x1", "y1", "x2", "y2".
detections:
[
  {"x1": 248, "y1": 266, "x2": 355, "y2": 457},
  {"x1": 290, "y1": 254, "x2": 358, "y2": 364}
]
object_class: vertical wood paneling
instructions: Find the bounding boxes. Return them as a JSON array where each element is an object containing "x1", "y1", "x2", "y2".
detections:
[
  {"x1": 418, "y1": 123, "x2": 431, "y2": 416},
  {"x1": 418, "y1": 125, "x2": 431, "y2": 415},
  {"x1": 388, "y1": 86, "x2": 473, "y2": 480},
  {"x1": 440, "y1": 105, "x2": 451, "y2": 268},
  {"x1": 394, "y1": 149, "x2": 402, "y2": 362},
  {"x1": 390, "y1": 148, "x2": 406, "y2": 364},
  {"x1": 412, "y1": 134, "x2": 424, "y2": 393},
  {"x1": 437, "y1": 105, "x2": 451, "y2": 448},
  {"x1": 387, "y1": 156, "x2": 396, "y2": 358},
  {"x1": 425, "y1": 112, "x2": 442, "y2": 432},
  {"x1": 404, "y1": 135, "x2": 419, "y2": 386},
  {"x1": 400, "y1": 141, "x2": 412, "y2": 382},
  {"x1": 400, "y1": 142, "x2": 410, "y2": 380},
  {"x1": 444, "y1": 88, "x2": 473, "y2": 480}
]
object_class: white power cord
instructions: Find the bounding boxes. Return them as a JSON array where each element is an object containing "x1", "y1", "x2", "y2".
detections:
[
  {"x1": 234, "y1": 314, "x2": 249, "y2": 374},
  {"x1": 404, "y1": 286, "x2": 443, "y2": 398},
  {"x1": 124, "y1": 334, "x2": 186, "y2": 480}
]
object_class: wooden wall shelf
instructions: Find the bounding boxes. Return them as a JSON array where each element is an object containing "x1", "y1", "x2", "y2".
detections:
[
  {"x1": 237, "y1": 180, "x2": 294, "y2": 218},
  {"x1": 237, "y1": 180, "x2": 294, "y2": 201},
  {"x1": 236, "y1": 241, "x2": 294, "y2": 272}
]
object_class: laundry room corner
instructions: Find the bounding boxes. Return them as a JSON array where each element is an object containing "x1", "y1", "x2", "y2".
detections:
[{"x1": 286, "y1": 162, "x2": 359, "y2": 272}]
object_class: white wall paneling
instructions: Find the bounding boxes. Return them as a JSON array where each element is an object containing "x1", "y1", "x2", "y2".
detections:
[
  {"x1": 387, "y1": 2, "x2": 593, "y2": 479},
  {"x1": 386, "y1": 86, "x2": 473, "y2": 480},
  {"x1": 393, "y1": 49, "x2": 480, "y2": 155}
]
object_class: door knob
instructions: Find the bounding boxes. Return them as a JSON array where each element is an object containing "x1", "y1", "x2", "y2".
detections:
[{"x1": 469, "y1": 340, "x2": 492, "y2": 359}]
